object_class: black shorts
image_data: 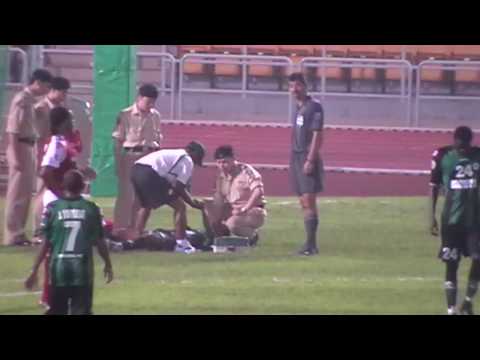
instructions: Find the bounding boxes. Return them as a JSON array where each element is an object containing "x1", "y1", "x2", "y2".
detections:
[
  {"x1": 289, "y1": 152, "x2": 324, "y2": 196},
  {"x1": 131, "y1": 164, "x2": 178, "y2": 209},
  {"x1": 46, "y1": 285, "x2": 93, "y2": 315},
  {"x1": 438, "y1": 223, "x2": 480, "y2": 262}
]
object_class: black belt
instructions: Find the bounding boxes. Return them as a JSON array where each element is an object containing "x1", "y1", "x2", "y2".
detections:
[
  {"x1": 123, "y1": 146, "x2": 157, "y2": 154},
  {"x1": 18, "y1": 137, "x2": 36, "y2": 146}
]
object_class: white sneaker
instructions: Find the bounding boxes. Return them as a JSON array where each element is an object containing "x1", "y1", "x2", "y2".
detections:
[
  {"x1": 107, "y1": 239, "x2": 124, "y2": 252},
  {"x1": 175, "y1": 240, "x2": 196, "y2": 254}
]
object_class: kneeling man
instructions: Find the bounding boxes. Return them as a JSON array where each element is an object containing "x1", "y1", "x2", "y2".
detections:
[{"x1": 203, "y1": 145, "x2": 267, "y2": 245}]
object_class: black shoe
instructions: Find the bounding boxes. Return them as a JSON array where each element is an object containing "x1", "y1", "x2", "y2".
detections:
[
  {"x1": 249, "y1": 233, "x2": 259, "y2": 247},
  {"x1": 10, "y1": 236, "x2": 32, "y2": 247},
  {"x1": 460, "y1": 300, "x2": 474, "y2": 315}
]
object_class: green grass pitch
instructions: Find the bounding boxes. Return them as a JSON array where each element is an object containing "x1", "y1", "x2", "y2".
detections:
[{"x1": 0, "y1": 196, "x2": 476, "y2": 315}]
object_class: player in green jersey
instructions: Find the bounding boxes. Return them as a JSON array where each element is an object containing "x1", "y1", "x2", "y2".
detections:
[
  {"x1": 430, "y1": 126, "x2": 480, "y2": 315},
  {"x1": 25, "y1": 170, "x2": 113, "y2": 315}
]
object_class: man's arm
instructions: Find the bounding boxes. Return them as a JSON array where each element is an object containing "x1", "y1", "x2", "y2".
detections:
[
  {"x1": 173, "y1": 181, "x2": 203, "y2": 209},
  {"x1": 236, "y1": 187, "x2": 264, "y2": 215},
  {"x1": 430, "y1": 185, "x2": 440, "y2": 236},
  {"x1": 7, "y1": 133, "x2": 22, "y2": 171},
  {"x1": 25, "y1": 241, "x2": 51, "y2": 290},
  {"x1": 429, "y1": 149, "x2": 444, "y2": 236},
  {"x1": 96, "y1": 236, "x2": 113, "y2": 284},
  {"x1": 304, "y1": 130, "x2": 323, "y2": 175}
]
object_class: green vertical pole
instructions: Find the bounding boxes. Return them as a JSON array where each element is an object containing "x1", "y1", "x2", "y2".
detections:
[{"x1": 92, "y1": 45, "x2": 136, "y2": 197}]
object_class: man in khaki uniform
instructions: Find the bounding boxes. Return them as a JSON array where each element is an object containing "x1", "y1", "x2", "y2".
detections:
[
  {"x1": 112, "y1": 84, "x2": 163, "y2": 231},
  {"x1": 32, "y1": 77, "x2": 71, "y2": 238},
  {"x1": 3, "y1": 69, "x2": 52, "y2": 246},
  {"x1": 203, "y1": 145, "x2": 267, "y2": 245}
]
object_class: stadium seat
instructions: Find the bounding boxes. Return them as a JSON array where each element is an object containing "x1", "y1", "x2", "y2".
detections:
[
  {"x1": 246, "y1": 46, "x2": 279, "y2": 77},
  {"x1": 324, "y1": 45, "x2": 348, "y2": 57},
  {"x1": 381, "y1": 45, "x2": 405, "y2": 59},
  {"x1": 246, "y1": 45, "x2": 278, "y2": 56},
  {"x1": 204, "y1": 45, "x2": 243, "y2": 76},
  {"x1": 211, "y1": 45, "x2": 245, "y2": 55},
  {"x1": 278, "y1": 45, "x2": 314, "y2": 64},
  {"x1": 411, "y1": 46, "x2": 453, "y2": 82},
  {"x1": 315, "y1": 63, "x2": 345, "y2": 80},
  {"x1": 178, "y1": 45, "x2": 212, "y2": 55},
  {"x1": 451, "y1": 45, "x2": 480, "y2": 60},
  {"x1": 347, "y1": 45, "x2": 382, "y2": 58}
]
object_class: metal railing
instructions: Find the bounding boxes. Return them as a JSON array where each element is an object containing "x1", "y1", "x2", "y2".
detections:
[
  {"x1": 6, "y1": 47, "x2": 28, "y2": 85},
  {"x1": 40, "y1": 48, "x2": 177, "y2": 119},
  {"x1": 415, "y1": 60, "x2": 480, "y2": 127},
  {"x1": 178, "y1": 53, "x2": 294, "y2": 122},
  {"x1": 300, "y1": 57, "x2": 413, "y2": 126}
]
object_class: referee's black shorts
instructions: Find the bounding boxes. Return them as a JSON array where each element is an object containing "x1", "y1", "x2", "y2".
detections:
[
  {"x1": 289, "y1": 152, "x2": 324, "y2": 196},
  {"x1": 131, "y1": 164, "x2": 178, "y2": 209}
]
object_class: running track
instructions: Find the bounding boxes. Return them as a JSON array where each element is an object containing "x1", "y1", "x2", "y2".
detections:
[{"x1": 160, "y1": 123, "x2": 455, "y2": 197}]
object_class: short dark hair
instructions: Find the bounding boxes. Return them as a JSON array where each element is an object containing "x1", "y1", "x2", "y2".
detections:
[
  {"x1": 186, "y1": 141, "x2": 206, "y2": 166},
  {"x1": 214, "y1": 145, "x2": 235, "y2": 160},
  {"x1": 138, "y1": 84, "x2": 159, "y2": 99},
  {"x1": 29, "y1": 69, "x2": 53, "y2": 85},
  {"x1": 63, "y1": 170, "x2": 85, "y2": 195},
  {"x1": 51, "y1": 76, "x2": 70, "y2": 91},
  {"x1": 454, "y1": 126, "x2": 474, "y2": 145},
  {"x1": 50, "y1": 107, "x2": 72, "y2": 135},
  {"x1": 288, "y1": 72, "x2": 307, "y2": 86}
]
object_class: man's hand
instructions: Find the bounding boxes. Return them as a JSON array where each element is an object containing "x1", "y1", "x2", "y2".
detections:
[
  {"x1": 104, "y1": 265, "x2": 113, "y2": 284},
  {"x1": 232, "y1": 207, "x2": 248, "y2": 216},
  {"x1": 191, "y1": 199, "x2": 205, "y2": 210},
  {"x1": 303, "y1": 160, "x2": 314, "y2": 175},
  {"x1": 25, "y1": 271, "x2": 38, "y2": 290},
  {"x1": 430, "y1": 218, "x2": 439, "y2": 237}
]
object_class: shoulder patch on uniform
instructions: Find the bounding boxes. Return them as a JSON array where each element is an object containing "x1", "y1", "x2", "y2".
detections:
[{"x1": 242, "y1": 163, "x2": 260, "y2": 178}]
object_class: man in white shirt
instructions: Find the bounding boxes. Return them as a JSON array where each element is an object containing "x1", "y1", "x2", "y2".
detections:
[{"x1": 130, "y1": 141, "x2": 206, "y2": 254}]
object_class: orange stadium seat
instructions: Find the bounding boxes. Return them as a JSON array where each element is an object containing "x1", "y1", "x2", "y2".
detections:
[
  {"x1": 324, "y1": 45, "x2": 348, "y2": 57},
  {"x1": 211, "y1": 45, "x2": 245, "y2": 54},
  {"x1": 451, "y1": 45, "x2": 480, "y2": 60},
  {"x1": 178, "y1": 45, "x2": 212, "y2": 55},
  {"x1": 347, "y1": 45, "x2": 382, "y2": 58},
  {"x1": 246, "y1": 45, "x2": 279, "y2": 77},
  {"x1": 278, "y1": 45, "x2": 314, "y2": 64},
  {"x1": 210, "y1": 45, "x2": 243, "y2": 77},
  {"x1": 382, "y1": 45, "x2": 405, "y2": 59},
  {"x1": 381, "y1": 46, "x2": 407, "y2": 81},
  {"x1": 411, "y1": 45, "x2": 453, "y2": 82}
]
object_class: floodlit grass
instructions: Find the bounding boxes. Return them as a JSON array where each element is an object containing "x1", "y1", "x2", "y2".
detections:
[{"x1": 0, "y1": 196, "x2": 475, "y2": 315}]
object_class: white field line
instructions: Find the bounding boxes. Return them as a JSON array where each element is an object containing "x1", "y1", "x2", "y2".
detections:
[{"x1": 0, "y1": 291, "x2": 40, "y2": 298}]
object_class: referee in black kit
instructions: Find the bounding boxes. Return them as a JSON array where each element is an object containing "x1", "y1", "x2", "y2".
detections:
[{"x1": 288, "y1": 73, "x2": 325, "y2": 256}]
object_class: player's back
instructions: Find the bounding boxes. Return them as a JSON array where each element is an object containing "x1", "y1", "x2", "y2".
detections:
[
  {"x1": 434, "y1": 146, "x2": 480, "y2": 227},
  {"x1": 42, "y1": 197, "x2": 104, "y2": 287}
]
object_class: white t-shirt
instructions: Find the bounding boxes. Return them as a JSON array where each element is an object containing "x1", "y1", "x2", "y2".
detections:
[
  {"x1": 41, "y1": 135, "x2": 68, "y2": 169},
  {"x1": 41, "y1": 135, "x2": 68, "y2": 209},
  {"x1": 135, "y1": 149, "x2": 194, "y2": 186}
]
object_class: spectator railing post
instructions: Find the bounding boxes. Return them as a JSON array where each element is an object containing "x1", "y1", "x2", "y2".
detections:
[{"x1": 415, "y1": 59, "x2": 480, "y2": 128}]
